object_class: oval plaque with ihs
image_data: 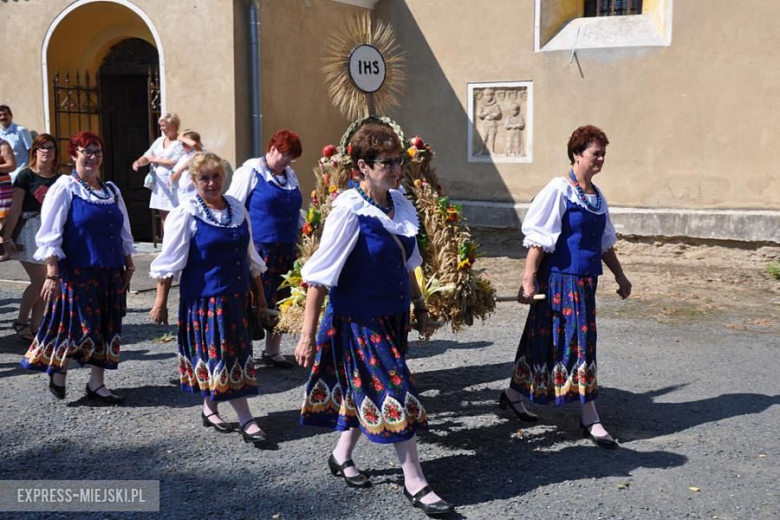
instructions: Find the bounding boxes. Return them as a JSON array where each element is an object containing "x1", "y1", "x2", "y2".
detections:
[{"x1": 348, "y1": 44, "x2": 386, "y2": 93}]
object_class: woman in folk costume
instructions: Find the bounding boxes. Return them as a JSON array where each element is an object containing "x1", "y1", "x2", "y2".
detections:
[
  {"x1": 21, "y1": 131, "x2": 135, "y2": 404},
  {"x1": 500, "y1": 125, "x2": 632, "y2": 448},
  {"x1": 226, "y1": 130, "x2": 303, "y2": 369},
  {"x1": 295, "y1": 124, "x2": 454, "y2": 517},
  {"x1": 150, "y1": 152, "x2": 270, "y2": 445}
]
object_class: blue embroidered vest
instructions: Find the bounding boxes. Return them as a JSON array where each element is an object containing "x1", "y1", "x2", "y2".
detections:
[
  {"x1": 543, "y1": 199, "x2": 606, "y2": 277},
  {"x1": 60, "y1": 195, "x2": 125, "y2": 269},
  {"x1": 180, "y1": 218, "x2": 252, "y2": 298},
  {"x1": 329, "y1": 216, "x2": 415, "y2": 318},
  {"x1": 246, "y1": 172, "x2": 302, "y2": 245}
]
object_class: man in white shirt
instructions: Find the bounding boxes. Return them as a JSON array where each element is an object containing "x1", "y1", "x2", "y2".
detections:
[{"x1": 0, "y1": 105, "x2": 33, "y2": 181}]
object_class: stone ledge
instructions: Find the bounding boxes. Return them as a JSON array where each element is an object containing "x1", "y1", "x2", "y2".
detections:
[{"x1": 454, "y1": 200, "x2": 780, "y2": 244}]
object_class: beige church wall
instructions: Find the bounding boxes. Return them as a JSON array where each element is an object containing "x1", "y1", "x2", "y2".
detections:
[
  {"x1": 257, "y1": 0, "x2": 370, "y2": 196},
  {"x1": 378, "y1": 0, "x2": 780, "y2": 212}
]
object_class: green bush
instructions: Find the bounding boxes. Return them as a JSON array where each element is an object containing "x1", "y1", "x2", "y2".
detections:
[{"x1": 768, "y1": 261, "x2": 780, "y2": 280}]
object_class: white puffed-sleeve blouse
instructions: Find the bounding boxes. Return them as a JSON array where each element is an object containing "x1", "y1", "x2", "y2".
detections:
[
  {"x1": 522, "y1": 176, "x2": 617, "y2": 254},
  {"x1": 34, "y1": 175, "x2": 135, "y2": 261},
  {"x1": 149, "y1": 195, "x2": 267, "y2": 280},
  {"x1": 301, "y1": 189, "x2": 422, "y2": 288}
]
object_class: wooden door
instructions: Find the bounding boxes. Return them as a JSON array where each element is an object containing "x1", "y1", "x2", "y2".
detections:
[{"x1": 100, "y1": 72, "x2": 152, "y2": 242}]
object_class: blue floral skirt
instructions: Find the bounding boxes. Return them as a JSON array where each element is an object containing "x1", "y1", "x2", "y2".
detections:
[
  {"x1": 177, "y1": 290, "x2": 258, "y2": 401},
  {"x1": 300, "y1": 305, "x2": 429, "y2": 444},
  {"x1": 21, "y1": 267, "x2": 124, "y2": 373},
  {"x1": 510, "y1": 271, "x2": 599, "y2": 405},
  {"x1": 255, "y1": 242, "x2": 297, "y2": 309}
]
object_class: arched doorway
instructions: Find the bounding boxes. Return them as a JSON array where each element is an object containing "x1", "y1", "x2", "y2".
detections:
[
  {"x1": 42, "y1": 0, "x2": 166, "y2": 242},
  {"x1": 100, "y1": 38, "x2": 160, "y2": 242}
]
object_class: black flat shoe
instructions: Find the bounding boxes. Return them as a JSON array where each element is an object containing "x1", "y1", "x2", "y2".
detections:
[
  {"x1": 498, "y1": 391, "x2": 539, "y2": 422},
  {"x1": 85, "y1": 383, "x2": 125, "y2": 405},
  {"x1": 403, "y1": 485, "x2": 454, "y2": 517},
  {"x1": 48, "y1": 373, "x2": 66, "y2": 400},
  {"x1": 202, "y1": 411, "x2": 234, "y2": 433},
  {"x1": 327, "y1": 454, "x2": 371, "y2": 488},
  {"x1": 581, "y1": 421, "x2": 618, "y2": 449},
  {"x1": 260, "y1": 350, "x2": 294, "y2": 369},
  {"x1": 240, "y1": 420, "x2": 267, "y2": 445}
]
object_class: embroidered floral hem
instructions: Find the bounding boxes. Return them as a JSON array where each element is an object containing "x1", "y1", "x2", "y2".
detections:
[
  {"x1": 300, "y1": 306, "x2": 429, "y2": 443},
  {"x1": 21, "y1": 267, "x2": 124, "y2": 372},
  {"x1": 509, "y1": 271, "x2": 599, "y2": 405},
  {"x1": 177, "y1": 291, "x2": 258, "y2": 401}
]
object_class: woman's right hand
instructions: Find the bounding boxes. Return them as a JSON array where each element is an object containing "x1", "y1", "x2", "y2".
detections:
[
  {"x1": 41, "y1": 278, "x2": 60, "y2": 302},
  {"x1": 150, "y1": 304, "x2": 168, "y2": 325},
  {"x1": 294, "y1": 334, "x2": 316, "y2": 368},
  {"x1": 517, "y1": 276, "x2": 537, "y2": 304}
]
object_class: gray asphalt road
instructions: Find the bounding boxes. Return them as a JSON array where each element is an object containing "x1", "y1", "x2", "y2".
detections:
[{"x1": 0, "y1": 261, "x2": 778, "y2": 519}]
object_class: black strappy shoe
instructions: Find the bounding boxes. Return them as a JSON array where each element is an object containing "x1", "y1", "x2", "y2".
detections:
[
  {"x1": 85, "y1": 383, "x2": 124, "y2": 405},
  {"x1": 239, "y1": 420, "x2": 267, "y2": 445},
  {"x1": 498, "y1": 391, "x2": 539, "y2": 422},
  {"x1": 327, "y1": 454, "x2": 371, "y2": 488},
  {"x1": 580, "y1": 421, "x2": 618, "y2": 449},
  {"x1": 202, "y1": 411, "x2": 233, "y2": 433},
  {"x1": 48, "y1": 373, "x2": 66, "y2": 400},
  {"x1": 403, "y1": 485, "x2": 454, "y2": 517}
]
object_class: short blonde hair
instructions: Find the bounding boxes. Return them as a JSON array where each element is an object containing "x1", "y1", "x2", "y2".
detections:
[
  {"x1": 188, "y1": 152, "x2": 225, "y2": 183},
  {"x1": 159, "y1": 112, "x2": 180, "y2": 130}
]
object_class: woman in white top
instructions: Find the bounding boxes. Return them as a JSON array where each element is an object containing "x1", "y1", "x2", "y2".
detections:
[
  {"x1": 500, "y1": 125, "x2": 632, "y2": 449},
  {"x1": 150, "y1": 152, "x2": 270, "y2": 445},
  {"x1": 21, "y1": 131, "x2": 135, "y2": 404},
  {"x1": 169, "y1": 129, "x2": 203, "y2": 204},
  {"x1": 132, "y1": 112, "x2": 185, "y2": 229}
]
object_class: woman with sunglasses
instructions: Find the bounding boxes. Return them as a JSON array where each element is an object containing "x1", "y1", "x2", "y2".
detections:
[
  {"x1": 226, "y1": 130, "x2": 303, "y2": 369},
  {"x1": 21, "y1": 131, "x2": 135, "y2": 404},
  {"x1": 294, "y1": 124, "x2": 454, "y2": 517},
  {"x1": 2, "y1": 134, "x2": 61, "y2": 340}
]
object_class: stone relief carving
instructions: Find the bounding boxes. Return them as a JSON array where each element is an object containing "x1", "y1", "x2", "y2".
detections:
[{"x1": 469, "y1": 82, "x2": 532, "y2": 162}]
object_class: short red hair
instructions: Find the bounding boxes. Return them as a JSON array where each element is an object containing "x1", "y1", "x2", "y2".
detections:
[
  {"x1": 69, "y1": 131, "x2": 104, "y2": 159},
  {"x1": 567, "y1": 125, "x2": 608, "y2": 164},
  {"x1": 267, "y1": 129, "x2": 302, "y2": 158}
]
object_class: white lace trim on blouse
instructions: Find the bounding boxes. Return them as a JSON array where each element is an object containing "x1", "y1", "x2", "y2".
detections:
[
  {"x1": 224, "y1": 158, "x2": 300, "y2": 207},
  {"x1": 522, "y1": 177, "x2": 617, "y2": 254},
  {"x1": 149, "y1": 194, "x2": 266, "y2": 280},
  {"x1": 300, "y1": 188, "x2": 421, "y2": 288}
]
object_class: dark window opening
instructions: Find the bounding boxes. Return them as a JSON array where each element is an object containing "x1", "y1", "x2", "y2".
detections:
[{"x1": 584, "y1": 0, "x2": 643, "y2": 17}]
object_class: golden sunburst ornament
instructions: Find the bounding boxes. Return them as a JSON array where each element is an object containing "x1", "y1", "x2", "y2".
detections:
[{"x1": 322, "y1": 13, "x2": 406, "y2": 120}]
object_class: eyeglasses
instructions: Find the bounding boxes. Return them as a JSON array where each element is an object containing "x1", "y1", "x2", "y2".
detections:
[
  {"x1": 78, "y1": 148, "x2": 103, "y2": 158},
  {"x1": 38, "y1": 146, "x2": 56, "y2": 152},
  {"x1": 280, "y1": 152, "x2": 297, "y2": 164},
  {"x1": 369, "y1": 157, "x2": 404, "y2": 168}
]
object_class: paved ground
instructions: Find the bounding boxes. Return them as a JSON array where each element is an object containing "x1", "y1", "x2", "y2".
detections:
[{"x1": 0, "y1": 241, "x2": 778, "y2": 519}]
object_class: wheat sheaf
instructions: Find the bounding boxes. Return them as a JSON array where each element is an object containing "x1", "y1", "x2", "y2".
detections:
[{"x1": 321, "y1": 13, "x2": 406, "y2": 120}]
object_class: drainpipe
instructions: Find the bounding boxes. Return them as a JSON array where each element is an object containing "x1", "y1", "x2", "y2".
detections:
[{"x1": 250, "y1": 1, "x2": 262, "y2": 157}]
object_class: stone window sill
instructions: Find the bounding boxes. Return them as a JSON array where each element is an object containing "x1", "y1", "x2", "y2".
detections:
[{"x1": 541, "y1": 13, "x2": 669, "y2": 52}]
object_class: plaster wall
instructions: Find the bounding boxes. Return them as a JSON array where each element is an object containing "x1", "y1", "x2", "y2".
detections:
[
  {"x1": 378, "y1": 0, "x2": 780, "y2": 211},
  {"x1": 256, "y1": 0, "x2": 368, "y2": 196}
]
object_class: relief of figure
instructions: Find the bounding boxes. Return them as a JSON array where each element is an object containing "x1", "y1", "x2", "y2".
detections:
[
  {"x1": 476, "y1": 88, "x2": 502, "y2": 155},
  {"x1": 504, "y1": 102, "x2": 525, "y2": 156}
]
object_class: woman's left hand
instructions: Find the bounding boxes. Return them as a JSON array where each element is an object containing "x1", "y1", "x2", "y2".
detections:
[
  {"x1": 294, "y1": 335, "x2": 316, "y2": 368},
  {"x1": 121, "y1": 267, "x2": 134, "y2": 294},
  {"x1": 615, "y1": 273, "x2": 632, "y2": 299},
  {"x1": 413, "y1": 308, "x2": 429, "y2": 334}
]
